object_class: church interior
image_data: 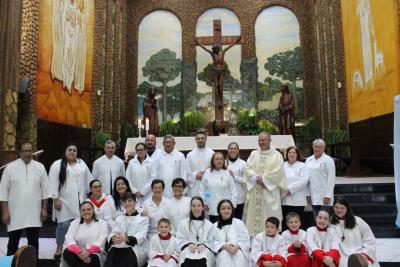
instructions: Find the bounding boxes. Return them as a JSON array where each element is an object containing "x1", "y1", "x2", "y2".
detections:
[{"x1": 0, "y1": 0, "x2": 399, "y2": 266}]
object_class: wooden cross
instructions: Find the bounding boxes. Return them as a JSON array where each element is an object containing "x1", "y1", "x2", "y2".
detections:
[{"x1": 195, "y1": 19, "x2": 241, "y2": 122}]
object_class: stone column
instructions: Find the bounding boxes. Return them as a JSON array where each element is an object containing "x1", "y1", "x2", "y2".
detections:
[
  {"x1": 240, "y1": 57, "x2": 258, "y2": 110},
  {"x1": 3, "y1": 90, "x2": 19, "y2": 150}
]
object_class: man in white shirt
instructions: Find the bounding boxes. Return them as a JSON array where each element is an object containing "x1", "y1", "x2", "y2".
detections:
[
  {"x1": 145, "y1": 134, "x2": 162, "y2": 159},
  {"x1": 152, "y1": 135, "x2": 187, "y2": 198},
  {"x1": 186, "y1": 130, "x2": 214, "y2": 197},
  {"x1": 305, "y1": 139, "x2": 336, "y2": 217},
  {"x1": 0, "y1": 142, "x2": 51, "y2": 256},
  {"x1": 92, "y1": 140, "x2": 126, "y2": 195}
]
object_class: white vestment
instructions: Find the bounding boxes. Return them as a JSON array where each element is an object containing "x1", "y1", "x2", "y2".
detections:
[
  {"x1": 92, "y1": 155, "x2": 125, "y2": 195},
  {"x1": 304, "y1": 153, "x2": 336, "y2": 205},
  {"x1": 226, "y1": 157, "x2": 247, "y2": 205},
  {"x1": 49, "y1": 159, "x2": 93, "y2": 223},
  {"x1": 306, "y1": 226, "x2": 340, "y2": 253},
  {"x1": 153, "y1": 150, "x2": 188, "y2": 198},
  {"x1": 142, "y1": 197, "x2": 170, "y2": 238},
  {"x1": 126, "y1": 155, "x2": 156, "y2": 207},
  {"x1": 251, "y1": 232, "x2": 286, "y2": 264},
  {"x1": 176, "y1": 218, "x2": 216, "y2": 266},
  {"x1": 331, "y1": 216, "x2": 379, "y2": 267},
  {"x1": 86, "y1": 193, "x2": 116, "y2": 231},
  {"x1": 213, "y1": 218, "x2": 250, "y2": 266},
  {"x1": 147, "y1": 148, "x2": 163, "y2": 160},
  {"x1": 186, "y1": 147, "x2": 214, "y2": 197},
  {"x1": 243, "y1": 148, "x2": 287, "y2": 237},
  {"x1": 0, "y1": 159, "x2": 50, "y2": 232},
  {"x1": 161, "y1": 196, "x2": 191, "y2": 233},
  {"x1": 200, "y1": 169, "x2": 237, "y2": 216},
  {"x1": 281, "y1": 229, "x2": 308, "y2": 257},
  {"x1": 282, "y1": 161, "x2": 309, "y2": 206},
  {"x1": 148, "y1": 234, "x2": 180, "y2": 267},
  {"x1": 108, "y1": 213, "x2": 149, "y2": 267}
]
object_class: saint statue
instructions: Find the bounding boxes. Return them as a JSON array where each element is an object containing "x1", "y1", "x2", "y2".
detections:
[
  {"x1": 143, "y1": 88, "x2": 159, "y2": 135},
  {"x1": 278, "y1": 85, "x2": 295, "y2": 135}
]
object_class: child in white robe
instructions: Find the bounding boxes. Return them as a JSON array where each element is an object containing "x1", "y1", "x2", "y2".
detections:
[
  {"x1": 306, "y1": 210, "x2": 340, "y2": 267},
  {"x1": 251, "y1": 217, "x2": 287, "y2": 267},
  {"x1": 213, "y1": 199, "x2": 250, "y2": 266},
  {"x1": 176, "y1": 196, "x2": 215, "y2": 267},
  {"x1": 148, "y1": 218, "x2": 180, "y2": 267},
  {"x1": 331, "y1": 197, "x2": 379, "y2": 267}
]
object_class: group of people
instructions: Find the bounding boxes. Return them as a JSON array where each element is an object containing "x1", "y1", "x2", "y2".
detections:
[{"x1": 0, "y1": 131, "x2": 379, "y2": 267}]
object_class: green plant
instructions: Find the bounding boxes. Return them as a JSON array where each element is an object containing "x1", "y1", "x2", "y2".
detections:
[
  {"x1": 326, "y1": 128, "x2": 348, "y2": 144},
  {"x1": 304, "y1": 116, "x2": 320, "y2": 141},
  {"x1": 258, "y1": 119, "x2": 278, "y2": 134},
  {"x1": 236, "y1": 109, "x2": 258, "y2": 134},
  {"x1": 182, "y1": 111, "x2": 205, "y2": 135},
  {"x1": 159, "y1": 120, "x2": 181, "y2": 136},
  {"x1": 94, "y1": 130, "x2": 112, "y2": 149}
]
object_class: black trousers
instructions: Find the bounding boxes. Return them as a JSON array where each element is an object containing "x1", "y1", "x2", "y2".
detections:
[
  {"x1": 7, "y1": 227, "x2": 39, "y2": 257},
  {"x1": 63, "y1": 249, "x2": 100, "y2": 267},
  {"x1": 281, "y1": 205, "x2": 305, "y2": 231},
  {"x1": 234, "y1": 203, "x2": 244, "y2": 220}
]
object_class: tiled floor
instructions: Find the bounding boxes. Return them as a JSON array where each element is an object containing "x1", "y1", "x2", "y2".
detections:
[{"x1": 0, "y1": 237, "x2": 399, "y2": 262}]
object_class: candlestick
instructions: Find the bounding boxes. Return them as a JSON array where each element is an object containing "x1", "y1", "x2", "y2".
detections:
[
  {"x1": 145, "y1": 118, "x2": 149, "y2": 135},
  {"x1": 138, "y1": 119, "x2": 142, "y2": 138}
]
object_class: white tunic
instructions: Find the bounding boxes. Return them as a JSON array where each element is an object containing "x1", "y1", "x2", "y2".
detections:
[
  {"x1": 49, "y1": 159, "x2": 93, "y2": 223},
  {"x1": 126, "y1": 155, "x2": 156, "y2": 206},
  {"x1": 281, "y1": 229, "x2": 308, "y2": 257},
  {"x1": 161, "y1": 196, "x2": 191, "y2": 233},
  {"x1": 201, "y1": 169, "x2": 237, "y2": 216},
  {"x1": 142, "y1": 197, "x2": 170, "y2": 238},
  {"x1": 0, "y1": 159, "x2": 50, "y2": 232},
  {"x1": 304, "y1": 153, "x2": 336, "y2": 205},
  {"x1": 86, "y1": 193, "x2": 117, "y2": 231},
  {"x1": 108, "y1": 213, "x2": 149, "y2": 267},
  {"x1": 331, "y1": 217, "x2": 379, "y2": 267},
  {"x1": 186, "y1": 147, "x2": 214, "y2": 197},
  {"x1": 213, "y1": 218, "x2": 250, "y2": 266},
  {"x1": 148, "y1": 148, "x2": 163, "y2": 159},
  {"x1": 176, "y1": 218, "x2": 216, "y2": 266},
  {"x1": 282, "y1": 161, "x2": 309, "y2": 206},
  {"x1": 306, "y1": 226, "x2": 340, "y2": 253},
  {"x1": 226, "y1": 158, "x2": 247, "y2": 205},
  {"x1": 92, "y1": 155, "x2": 125, "y2": 195},
  {"x1": 251, "y1": 232, "x2": 287, "y2": 264},
  {"x1": 153, "y1": 150, "x2": 188, "y2": 198},
  {"x1": 148, "y1": 234, "x2": 180, "y2": 267}
]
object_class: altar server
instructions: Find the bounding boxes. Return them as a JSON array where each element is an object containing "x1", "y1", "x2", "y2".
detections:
[
  {"x1": 251, "y1": 217, "x2": 287, "y2": 267},
  {"x1": 213, "y1": 199, "x2": 250, "y2": 266},
  {"x1": 281, "y1": 212, "x2": 311, "y2": 267},
  {"x1": 0, "y1": 142, "x2": 50, "y2": 256},
  {"x1": 201, "y1": 152, "x2": 237, "y2": 223},
  {"x1": 176, "y1": 196, "x2": 216, "y2": 267},
  {"x1": 61, "y1": 201, "x2": 108, "y2": 267},
  {"x1": 161, "y1": 178, "x2": 191, "y2": 233},
  {"x1": 331, "y1": 197, "x2": 379, "y2": 267},
  {"x1": 126, "y1": 142, "x2": 156, "y2": 206},
  {"x1": 49, "y1": 143, "x2": 93, "y2": 259},
  {"x1": 186, "y1": 130, "x2": 214, "y2": 197},
  {"x1": 148, "y1": 218, "x2": 180, "y2": 267},
  {"x1": 306, "y1": 210, "x2": 340, "y2": 267},
  {"x1": 92, "y1": 140, "x2": 125, "y2": 195},
  {"x1": 106, "y1": 192, "x2": 149, "y2": 267},
  {"x1": 152, "y1": 135, "x2": 188, "y2": 198}
]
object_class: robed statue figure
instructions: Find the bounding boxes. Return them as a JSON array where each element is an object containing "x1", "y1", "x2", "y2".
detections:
[{"x1": 143, "y1": 88, "x2": 158, "y2": 135}]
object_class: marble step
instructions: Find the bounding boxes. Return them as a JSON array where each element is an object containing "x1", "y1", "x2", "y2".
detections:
[
  {"x1": 334, "y1": 183, "x2": 394, "y2": 194},
  {"x1": 337, "y1": 192, "x2": 396, "y2": 204}
]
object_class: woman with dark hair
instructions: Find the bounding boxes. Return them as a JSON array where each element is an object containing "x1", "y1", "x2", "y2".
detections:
[
  {"x1": 60, "y1": 201, "x2": 108, "y2": 267},
  {"x1": 331, "y1": 197, "x2": 379, "y2": 267},
  {"x1": 126, "y1": 142, "x2": 156, "y2": 207},
  {"x1": 49, "y1": 144, "x2": 93, "y2": 259},
  {"x1": 112, "y1": 176, "x2": 133, "y2": 216},
  {"x1": 213, "y1": 199, "x2": 250, "y2": 266},
  {"x1": 176, "y1": 196, "x2": 215, "y2": 267},
  {"x1": 142, "y1": 179, "x2": 169, "y2": 239},
  {"x1": 201, "y1": 152, "x2": 237, "y2": 223},
  {"x1": 281, "y1": 146, "x2": 309, "y2": 231}
]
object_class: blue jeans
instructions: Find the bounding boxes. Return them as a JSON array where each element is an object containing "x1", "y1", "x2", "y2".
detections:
[{"x1": 56, "y1": 220, "x2": 73, "y2": 245}]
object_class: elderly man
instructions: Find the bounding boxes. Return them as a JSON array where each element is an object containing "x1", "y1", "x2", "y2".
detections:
[
  {"x1": 243, "y1": 132, "x2": 287, "y2": 237},
  {"x1": 152, "y1": 135, "x2": 188, "y2": 198},
  {"x1": 185, "y1": 130, "x2": 214, "y2": 197},
  {"x1": 305, "y1": 139, "x2": 336, "y2": 216},
  {"x1": 0, "y1": 142, "x2": 51, "y2": 256},
  {"x1": 92, "y1": 140, "x2": 126, "y2": 195},
  {"x1": 145, "y1": 134, "x2": 162, "y2": 159}
]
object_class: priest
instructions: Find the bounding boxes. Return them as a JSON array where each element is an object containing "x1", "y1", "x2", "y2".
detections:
[{"x1": 243, "y1": 132, "x2": 287, "y2": 237}]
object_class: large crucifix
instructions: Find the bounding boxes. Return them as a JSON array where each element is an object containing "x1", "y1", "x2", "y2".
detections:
[{"x1": 195, "y1": 19, "x2": 241, "y2": 122}]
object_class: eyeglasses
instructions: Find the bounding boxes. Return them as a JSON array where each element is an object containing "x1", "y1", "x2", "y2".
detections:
[{"x1": 92, "y1": 185, "x2": 102, "y2": 188}]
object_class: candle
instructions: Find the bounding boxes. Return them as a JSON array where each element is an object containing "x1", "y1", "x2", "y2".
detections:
[
  {"x1": 138, "y1": 119, "x2": 142, "y2": 130},
  {"x1": 145, "y1": 118, "x2": 149, "y2": 132}
]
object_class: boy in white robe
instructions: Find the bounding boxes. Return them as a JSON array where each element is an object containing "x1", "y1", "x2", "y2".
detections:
[
  {"x1": 251, "y1": 217, "x2": 287, "y2": 267},
  {"x1": 149, "y1": 218, "x2": 179, "y2": 266}
]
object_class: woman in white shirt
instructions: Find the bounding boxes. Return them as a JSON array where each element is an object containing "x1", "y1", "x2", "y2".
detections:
[
  {"x1": 49, "y1": 144, "x2": 93, "y2": 259},
  {"x1": 281, "y1": 146, "x2": 309, "y2": 231},
  {"x1": 61, "y1": 201, "x2": 108, "y2": 267},
  {"x1": 225, "y1": 142, "x2": 247, "y2": 220},
  {"x1": 201, "y1": 152, "x2": 237, "y2": 223},
  {"x1": 214, "y1": 199, "x2": 250, "y2": 266},
  {"x1": 112, "y1": 176, "x2": 133, "y2": 217},
  {"x1": 331, "y1": 197, "x2": 379, "y2": 267}
]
